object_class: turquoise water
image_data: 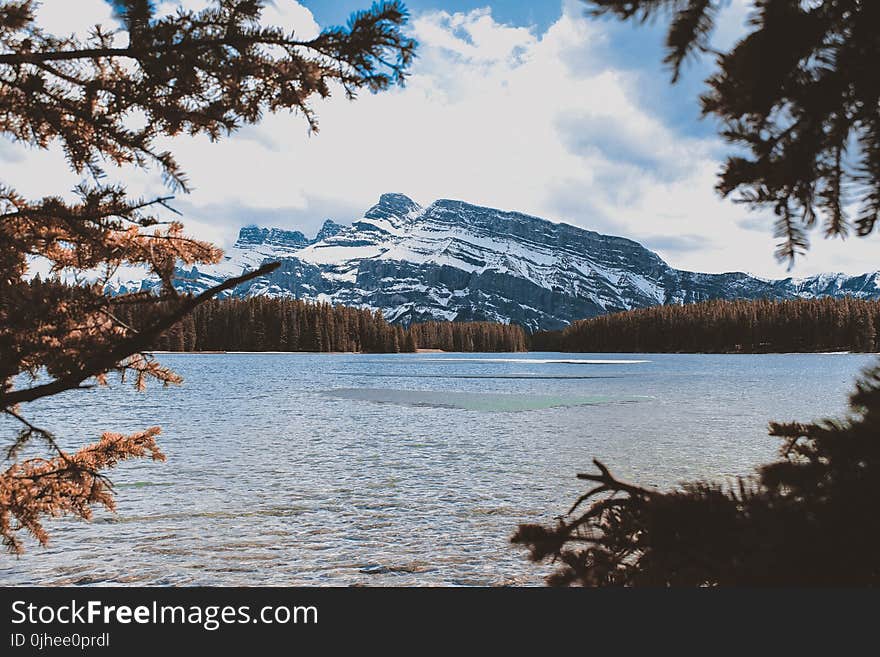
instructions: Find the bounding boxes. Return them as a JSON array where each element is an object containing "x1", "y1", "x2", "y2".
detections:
[{"x1": 1, "y1": 352, "x2": 874, "y2": 585}]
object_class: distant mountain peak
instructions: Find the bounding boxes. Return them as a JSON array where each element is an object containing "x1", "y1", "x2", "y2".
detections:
[
  {"x1": 234, "y1": 225, "x2": 309, "y2": 249},
  {"x1": 364, "y1": 192, "x2": 422, "y2": 221},
  {"x1": 235, "y1": 219, "x2": 347, "y2": 250},
  {"x1": 315, "y1": 219, "x2": 345, "y2": 242},
  {"x1": 120, "y1": 193, "x2": 880, "y2": 331}
]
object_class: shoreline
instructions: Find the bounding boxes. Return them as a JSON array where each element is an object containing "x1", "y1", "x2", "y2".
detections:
[
  {"x1": 149, "y1": 348, "x2": 451, "y2": 355},
  {"x1": 147, "y1": 349, "x2": 878, "y2": 355}
]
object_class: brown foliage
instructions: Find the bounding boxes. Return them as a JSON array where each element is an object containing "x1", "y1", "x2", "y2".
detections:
[
  {"x1": 1, "y1": 1, "x2": 414, "y2": 552},
  {"x1": 0, "y1": 426, "x2": 164, "y2": 554}
]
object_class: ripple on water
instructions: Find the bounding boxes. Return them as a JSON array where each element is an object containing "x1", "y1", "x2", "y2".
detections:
[{"x1": 1, "y1": 351, "x2": 873, "y2": 586}]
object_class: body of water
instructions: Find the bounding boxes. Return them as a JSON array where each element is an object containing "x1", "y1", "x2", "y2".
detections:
[{"x1": 2, "y1": 352, "x2": 874, "y2": 585}]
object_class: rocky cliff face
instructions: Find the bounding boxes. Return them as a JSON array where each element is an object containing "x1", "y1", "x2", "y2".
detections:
[{"x1": 130, "y1": 193, "x2": 880, "y2": 331}]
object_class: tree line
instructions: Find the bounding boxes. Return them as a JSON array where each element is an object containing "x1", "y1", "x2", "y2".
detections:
[
  {"x1": 408, "y1": 320, "x2": 527, "y2": 352},
  {"x1": 530, "y1": 297, "x2": 880, "y2": 353},
  {"x1": 124, "y1": 295, "x2": 880, "y2": 355},
  {"x1": 112, "y1": 296, "x2": 527, "y2": 353}
]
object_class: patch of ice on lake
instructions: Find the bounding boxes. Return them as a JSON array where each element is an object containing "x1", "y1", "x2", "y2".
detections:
[
  {"x1": 322, "y1": 388, "x2": 652, "y2": 412},
  {"x1": 420, "y1": 358, "x2": 650, "y2": 364}
]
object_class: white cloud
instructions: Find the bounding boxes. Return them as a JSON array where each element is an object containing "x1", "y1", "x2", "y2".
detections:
[
  {"x1": 31, "y1": 0, "x2": 117, "y2": 36},
  {"x1": 412, "y1": 7, "x2": 536, "y2": 63},
  {"x1": 152, "y1": 0, "x2": 319, "y2": 36},
  {"x1": 5, "y1": 1, "x2": 878, "y2": 279}
]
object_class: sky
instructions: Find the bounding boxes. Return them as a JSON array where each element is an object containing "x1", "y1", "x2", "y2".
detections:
[{"x1": 4, "y1": 0, "x2": 880, "y2": 278}]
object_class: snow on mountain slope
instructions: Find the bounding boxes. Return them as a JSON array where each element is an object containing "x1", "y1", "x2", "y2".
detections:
[{"x1": 99, "y1": 193, "x2": 880, "y2": 331}]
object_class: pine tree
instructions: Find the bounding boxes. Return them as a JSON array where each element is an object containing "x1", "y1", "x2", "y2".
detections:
[
  {"x1": 537, "y1": 297, "x2": 880, "y2": 354},
  {"x1": 524, "y1": 1, "x2": 880, "y2": 583},
  {"x1": 514, "y1": 363, "x2": 880, "y2": 586},
  {"x1": 586, "y1": 0, "x2": 880, "y2": 263},
  {"x1": 0, "y1": 0, "x2": 415, "y2": 554}
]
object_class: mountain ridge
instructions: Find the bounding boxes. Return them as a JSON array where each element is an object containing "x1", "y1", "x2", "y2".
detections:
[{"x1": 129, "y1": 193, "x2": 880, "y2": 331}]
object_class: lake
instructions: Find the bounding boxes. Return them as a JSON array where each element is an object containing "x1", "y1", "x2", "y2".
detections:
[{"x1": 1, "y1": 352, "x2": 875, "y2": 586}]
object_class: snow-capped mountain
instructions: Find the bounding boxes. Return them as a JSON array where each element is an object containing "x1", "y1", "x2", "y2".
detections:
[{"x1": 131, "y1": 193, "x2": 880, "y2": 331}]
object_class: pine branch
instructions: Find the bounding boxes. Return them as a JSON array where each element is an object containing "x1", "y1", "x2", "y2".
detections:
[{"x1": 0, "y1": 261, "x2": 280, "y2": 409}]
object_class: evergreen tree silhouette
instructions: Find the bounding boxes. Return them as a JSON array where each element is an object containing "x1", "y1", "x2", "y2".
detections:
[{"x1": 586, "y1": 0, "x2": 880, "y2": 263}]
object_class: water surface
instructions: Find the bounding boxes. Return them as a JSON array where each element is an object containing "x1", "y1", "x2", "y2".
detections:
[{"x1": 1, "y1": 352, "x2": 873, "y2": 586}]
